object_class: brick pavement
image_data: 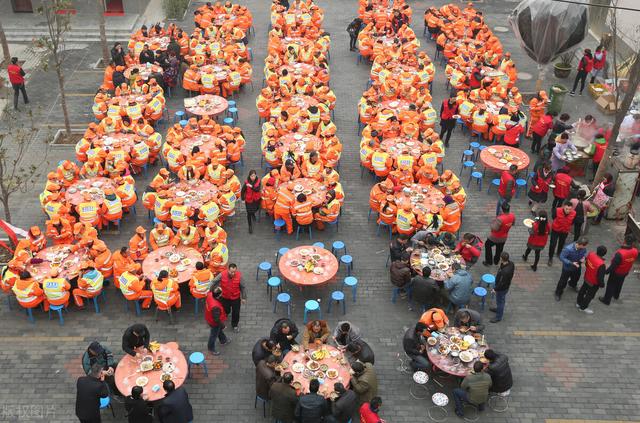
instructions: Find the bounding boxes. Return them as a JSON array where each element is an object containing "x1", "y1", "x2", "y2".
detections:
[{"x1": 2, "y1": 0, "x2": 640, "y2": 422}]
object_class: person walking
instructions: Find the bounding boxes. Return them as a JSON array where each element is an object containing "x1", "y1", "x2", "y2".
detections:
[
  {"x1": 241, "y1": 170, "x2": 262, "y2": 234},
  {"x1": 204, "y1": 286, "x2": 231, "y2": 355},
  {"x1": 491, "y1": 252, "x2": 514, "y2": 323},
  {"x1": 599, "y1": 235, "x2": 639, "y2": 305},
  {"x1": 495, "y1": 165, "x2": 517, "y2": 216},
  {"x1": 483, "y1": 202, "x2": 515, "y2": 266},
  {"x1": 523, "y1": 211, "x2": 550, "y2": 271},
  {"x1": 570, "y1": 49, "x2": 593, "y2": 96},
  {"x1": 527, "y1": 162, "x2": 553, "y2": 214},
  {"x1": 439, "y1": 97, "x2": 459, "y2": 147},
  {"x1": 359, "y1": 397, "x2": 384, "y2": 423},
  {"x1": 346, "y1": 18, "x2": 363, "y2": 51},
  {"x1": 75, "y1": 364, "x2": 109, "y2": 423},
  {"x1": 577, "y1": 245, "x2": 607, "y2": 314},
  {"x1": 7, "y1": 57, "x2": 29, "y2": 110},
  {"x1": 554, "y1": 238, "x2": 588, "y2": 301},
  {"x1": 548, "y1": 201, "x2": 576, "y2": 266},
  {"x1": 212, "y1": 263, "x2": 246, "y2": 332}
]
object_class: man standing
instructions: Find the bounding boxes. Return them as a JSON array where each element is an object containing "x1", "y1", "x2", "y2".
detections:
[
  {"x1": 8, "y1": 57, "x2": 29, "y2": 110},
  {"x1": 483, "y1": 202, "x2": 515, "y2": 266},
  {"x1": 496, "y1": 165, "x2": 517, "y2": 216},
  {"x1": 75, "y1": 364, "x2": 109, "y2": 423},
  {"x1": 490, "y1": 252, "x2": 514, "y2": 323},
  {"x1": 452, "y1": 361, "x2": 492, "y2": 418},
  {"x1": 157, "y1": 380, "x2": 194, "y2": 423},
  {"x1": 548, "y1": 201, "x2": 576, "y2": 265},
  {"x1": 555, "y1": 238, "x2": 589, "y2": 301},
  {"x1": 204, "y1": 286, "x2": 231, "y2": 355},
  {"x1": 600, "y1": 235, "x2": 638, "y2": 306},
  {"x1": 579, "y1": 246, "x2": 607, "y2": 314},
  {"x1": 212, "y1": 263, "x2": 246, "y2": 332},
  {"x1": 350, "y1": 361, "x2": 379, "y2": 405},
  {"x1": 439, "y1": 97, "x2": 459, "y2": 147}
]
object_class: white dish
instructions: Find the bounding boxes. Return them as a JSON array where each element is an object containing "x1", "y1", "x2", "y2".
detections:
[
  {"x1": 162, "y1": 362, "x2": 176, "y2": 373},
  {"x1": 136, "y1": 376, "x2": 149, "y2": 387}
]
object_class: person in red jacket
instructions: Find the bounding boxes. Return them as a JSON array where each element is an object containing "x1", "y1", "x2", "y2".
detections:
[
  {"x1": 577, "y1": 245, "x2": 607, "y2": 313},
  {"x1": 439, "y1": 97, "x2": 459, "y2": 147},
  {"x1": 590, "y1": 45, "x2": 607, "y2": 84},
  {"x1": 483, "y1": 202, "x2": 515, "y2": 266},
  {"x1": 205, "y1": 286, "x2": 230, "y2": 355},
  {"x1": 241, "y1": 170, "x2": 262, "y2": 234},
  {"x1": 503, "y1": 117, "x2": 525, "y2": 147},
  {"x1": 7, "y1": 57, "x2": 29, "y2": 110},
  {"x1": 496, "y1": 165, "x2": 517, "y2": 216},
  {"x1": 599, "y1": 235, "x2": 639, "y2": 306},
  {"x1": 527, "y1": 162, "x2": 553, "y2": 214},
  {"x1": 551, "y1": 168, "x2": 575, "y2": 213},
  {"x1": 212, "y1": 263, "x2": 246, "y2": 332},
  {"x1": 548, "y1": 201, "x2": 576, "y2": 265},
  {"x1": 454, "y1": 233, "x2": 483, "y2": 267},
  {"x1": 359, "y1": 396, "x2": 384, "y2": 423},
  {"x1": 570, "y1": 49, "x2": 593, "y2": 96},
  {"x1": 530, "y1": 112, "x2": 555, "y2": 153},
  {"x1": 523, "y1": 211, "x2": 550, "y2": 271}
]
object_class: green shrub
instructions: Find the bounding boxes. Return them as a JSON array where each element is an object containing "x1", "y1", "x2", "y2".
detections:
[{"x1": 163, "y1": 0, "x2": 189, "y2": 20}]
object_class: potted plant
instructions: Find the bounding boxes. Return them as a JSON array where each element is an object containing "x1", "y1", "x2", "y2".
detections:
[{"x1": 553, "y1": 51, "x2": 576, "y2": 79}]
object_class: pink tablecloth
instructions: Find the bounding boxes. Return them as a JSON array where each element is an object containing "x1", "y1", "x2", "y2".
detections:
[
  {"x1": 278, "y1": 246, "x2": 338, "y2": 287},
  {"x1": 65, "y1": 177, "x2": 117, "y2": 206},
  {"x1": 282, "y1": 345, "x2": 351, "y2": 397},
  {"x1": 185, "y1": 95, "x2": 228, "y2": 117},
  {"x1": 142, "y1": 246, "x2": 204, "y2": 284}
]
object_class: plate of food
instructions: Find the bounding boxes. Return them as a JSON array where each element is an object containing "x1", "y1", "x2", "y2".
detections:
[
  {"x1": 162, "y1": 362, "x2": 176, "y2": 373},
  {"x1": 294, "y1": 185, "x2": 305, "y2": 193},
  {"x1": 291, "y1": 345, "x2": 300, "y2": 352},
  {"x1": 303, "y1": 369, "x2": 313, "y2": 379},
  {"x1": 169, "y1": 254, "x2": 181, "y2": 263},
  {"x1": 181, "y1": 258, "x2": 192, "y2": 265},
  {"x1": 438, "y1": 344, "x2": 450, "y2": 355},
  {"x1": 292, "y1": 363, "x2": 305, "y2": 373},
  {"x1": 314, "y1": 370, "x2": 325, "y2": 379},
  {"x1": 433, "y1": 254, "x2": 446, "y2": 262},
  {"x1": 438, "y1": 263, "x2": 449, "y2": 271},
  {"x1": 427, "y1": 337, "x2": 438, "y2": 346},
  {"x1": 459, "y1": 351, "x2": 474, "y2": 363},
  {"x1": 523, "y1": 218, "x2": 534, "y2": 228},
  {"x1": 292, "y1": 381, "x2": 303, "y2": 390},
  {"x1": 140, "y1": 361, "x2": 154, "y2": 372},
  {"x1": 307, "y1": 360, "x2": 320, "y2": 371},
  {"x1": 449, "y1": 336, "x2": 462, "y2": 345},
  {"x1": 176, "y1": 265, "x2": 187, "y2": 272},
  {"x1": 175, "y1": 191, "x2": 186, "y2": 197},
  {"x1": 463, "y1": 335, "x2": 476, "y2": 345},
  {"x1": 136, "y1": 376, "x2": 149, "y2": 387},
  {"x1": 289, "y1": 260, "x2": 300, "y2": 267},
  {"x1": 294, "y1": 134, "x2": 303, "y2": 140},
  {"x1": 320, "y1": 364, "x2": 329, "y2": 372},
  {"x1": 326, "y1": 368, "x2": 339, "y2": 379},
  {"x1": 499, "y1": 158, "x2": 509, "y2": 164},
  {"x1": 303, "y1": 189, "x2": 313, "y2": 195},
  {"x1": 313, "y1": 267, "x2": 323, "y2": 274},
  {"x1": 161, "y1": 373, "x2": 172, "y2": 382},
  {"x1": 299, "y1": 248, "x2": 311, "y2": 256}
]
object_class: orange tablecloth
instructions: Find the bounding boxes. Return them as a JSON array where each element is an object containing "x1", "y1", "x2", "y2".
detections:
[
  {"x1": 380, "y1": 137, "x2": 424, "y2": 160},
  {"x1": 278, "y1": 246, "x2": 338, "y2": 287},
  {"x1": 394, "y1": 184, "x2": 445, "y2": 216},
  {"x1": 165, "y1": 180, "x2": 219, "y2": 209},
  {"x1": 65, "y1": 177, "x2": 118, "y2": 206},
  {"x1": 114, "y1": 342, "x2": 187, "y2": 401},
  {"x1": 479, "y1": 145, "x2": 530, "y2": 172},
  {"x1": 124, "y1": 64, "x2": 163, "y2": 80},
  {"x1": 282, "y1": 345, "x2": 351, "y2": 397},
  {"x1": 142, "y1": 246, "x2": 204, "y2": 284},
  {"x1": 179, "y1": 134, "x2": 223, "y2": 157},
  {"x1": 426, "y1": 328, "x2": 489, "y2": 377},
  {"x1": 279, "y1": 178, "x2": 326, "y2": 207},
  {"x1": 276, "y1": 133, "x2": 323, "y2": 159},
  {"x1": 185, "y1": 95, "x2": 228, "y2": 117},
  {"x1": 26, "y1": 245, "x2": 90, "y2": 283}
]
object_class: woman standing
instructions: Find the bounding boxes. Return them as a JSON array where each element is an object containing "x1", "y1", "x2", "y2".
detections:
[
  {"x1": 241, "y1": 170, "x2": 262, "y2": 233},
  {"x1": 527, "y1": 161, "x2": 553, "y2": 214},
  {"x1": 590, "y1": 45, "x2": 607, "y2": 84},
  {"x1": 570, "y1": 49, "x2": 593, "y2": 96},
  {"x1": 523, "y1": 211, "x2": 550, "y2": 271},
  {"x1": 570, "y1": 189, "x2": 594, "y2": 241},
  {"x1": 592, "y1": 173, "x2": 615, "y2": 225}
]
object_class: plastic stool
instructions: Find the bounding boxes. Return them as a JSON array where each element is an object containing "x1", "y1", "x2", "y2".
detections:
[
  {"x1": 488, "y1": 178, "x2": 500, "y2": 194},
  {"x1": 428, "y1": 393, "x2": 449, "y2": 422},
  {"x1": 489, "y1": 389, "x2": 511, "y2": 412},
  {"x1": 376, "y1": 221, "x2": 393, "y2": 239},
  {"x1": 179, "y1": 119, "x2": 188, "y2": 127},
  {"x1": 193, "y1": 296, "x2": 204, "y2": 315},
  {"x1": 459, "y1": 160, "x2": 474, "y2": 176},
  {"x1": 223, "y1": 117, "x2": 234, "y2": 126},
  {"x1": 276, "y1": 247, "x2": 289, "y2": 264},
  {"x1": 100, "y1": 395, "x2": 115, "y2": 417},
  {"x1": 461, "y1": 149, "x2": 474, "y2": 163},
  {"x1": 476, "y1": 145, "x2": 487, "y2": 161},
  {"x1": 274, "y1": 219, "x2": 286, "y2": 240},
  {"x1": 515, "y1": 178, "x2": 527, "y2": 198},
  {"x1": 340, "y1": 255, "x2": 353, "y2": 276},
  {"x1": 174, "y1": 110, "x2": 185, "y2": 122},
  {"x1": 256, "y1": 261, "x2": 272, "y2": 281},
  {"x1": 312, "y1": 242, "x2": 325, "y2": 249},
  {"x1": 469, "y1": 141, "x2": 480, "y2": 152},
  {"x1": 255, "y1": 395, "x2": 268, "y2": 417},
  {"x1": 91, "y1": 293, "x2": 102, "y2": 314},
  {"x1": 471, "y1": 130, "x2": 483, "y2": 143},
  {"x1": 273, "y1": 292, "x2": 291, "y2": 317},
  {"x1": 228, "y1": 107, "x2": 238, "y2": 120},
  {"x1": 227, "y1": 100, "x2": 236, "y2": 109},
  {"x1": 473, "y1": 286, "x2": 488, "y2": 310},
  {"x1": 342, "y1": 276, "x2": 358, "y2": 303},
  {"x1": 481, "y1": 274, "x2": 496, "y2": 287},
  {"x1": 303, "y1": 300, "x2": 321, "y2": 323},
  {"x1": 331, "y1": 241, "x2": 346, "y2": 256},
  {"x1": 367, "y1": 207, "x2": 378, "y2": 221},
  {"x1": 467, "y1": 171, "x2": 483, "y2": 191},
  {"x1": 188, "y1": 352, "x2": 208, "y2": 377},
  {"x1": 125, "y1": 299, "x2": 142, "y2": 316},
  {"x1": 456, "y1": 118, "x2": 467, "y2": 133},
  {"x1": 267, "y1": 277, "x2": 282, "y2": 301},
  {"x1": 48, "y1": 304, "x2": 65, "y2": 325},
  {"x1": 327, "y1": 291, "x2": 346, "y2": 314}
]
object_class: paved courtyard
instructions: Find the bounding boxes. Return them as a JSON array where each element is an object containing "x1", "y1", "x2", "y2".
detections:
[{"x1": 1, "y1": 0, "x2": 640, "y2": 422}]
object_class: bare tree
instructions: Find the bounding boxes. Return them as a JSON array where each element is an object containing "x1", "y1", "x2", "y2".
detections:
[
  {"x1": 96, "y1": 0, "x2": 110, "y2": 66},
  {"x1": 0, "y1": 17, "x2": 10, "y2": 64},
  {"x1": 36, "y1": 0, "x2": 72, "y2": 137},
  {"x1": 0, "y1": 109, "x2": 50, "y2": 223}
]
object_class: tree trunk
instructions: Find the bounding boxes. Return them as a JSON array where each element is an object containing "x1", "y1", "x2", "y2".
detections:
[
  {"x1": 0, "y1": 18, "x2": 11, "y2": 64},
  {"x1": 535, "y1": 64, "x2": 547, "y2": 92},
  {"x1": 96, "y1": 0, "x2": 109, "y2": 66},
  {"x1": 55, "y1": 62, "x2": 72, "y2": 137},
  {"x1": 1, "y1": 196, "x2": 11, "y2": 223},
  {"x1": 593, "y1": 52, "x2": 640, "y2": 186}
]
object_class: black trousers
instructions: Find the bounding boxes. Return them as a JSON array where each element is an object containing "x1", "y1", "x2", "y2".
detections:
[
  {"x1": 524, "y1": 247, "x2": 541, "y2": 268},
  {"x1": 221, "y1": 297, "x2": 241, "y2": 328},
  {"x1": 572, "y1": 70, "x2": 589, "y2": 93},
  {"x1": 531, "y1": 133, "x2": 543, "y2": 153},
  {"x1": 577, "y1": 282, "x2": 599, "y2": 309},
  {"x1": 484, "y1": 239, "x2": 504, "y2": 265},
  {"x1": 12, "y1": 83, "x2": 28, "y2": 109},
  {"x1": 548, "y1": 230, "x2": 568, "y2": 259},
  {"x1": 555, "y1": 266, "x2": 581, "y2": 296},
  {"x1": 601, "y1": 272, "x2": 627, "y2": 304},
  {"x1": 573, "y1": 217, "x2": 584, "y2": 242},
  {"x1": 551, "y1": 197, "x2": 564, "y2": 215},
  {"x1": 439, "y1": 119, "x2": 456, "y2": 145},
  {"x1": 349, "y1": 34, "x2": 357, "y2": 50}
]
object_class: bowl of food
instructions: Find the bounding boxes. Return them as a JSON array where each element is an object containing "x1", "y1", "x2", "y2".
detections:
[
  {"x1": 140, "y1": 361, "x2": 154, "y2": 372},
  {"x1": 160, "y1": 373, "x2": 172, "y2": 382},
  {"x1": 292, "y1": 363, "x2": 305, "y2": 373},
  {"x1": 463, "y1": 335, "x2": 476, "y2": 345},
  {"x1": 449, "y1": 336, "x2": 462, "y2": 345},
  {"x1": 459, "y1": 351, "x2": 474, "y2": 363},
  {"x1": 427, "y1": 337, "x2": 438, "y2": 346},
  {"x1": 136, "y1": 376, "x2": 149, "y2": 387},
  {"x1": 307, "y1": 360, "x2": 320, "y2": 371},
  {"x1": 314, "y1": 371, "x2": 325, "y2": 379},
  {"x1": 169, "y1": 254, "x2": 181, "y2": 263},
  {"x1": 320, "y1": 364, "x2": 329, "y2": 372},
  {"x1": 438, "y1": 344, "x2": 450, "y2": 355},
  {"x1": 326, "y1": 368, "x2": 339, "y2": 379},
  {"x1": 162, "y1": 362, "x2": 175, "y2": 373},
  {"x1": 291, "y1": 345, "x2": 300, "y2": 352}
]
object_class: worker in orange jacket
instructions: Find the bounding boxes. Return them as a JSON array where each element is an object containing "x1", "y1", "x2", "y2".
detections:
[
  {"x1": 112, "y1": 247, "x2": 136, "y2": 284},
  {"x1": 73, "y1": 264, "x2": 104, "y2": 308},
  {"x1": 12, "y1": 271, "x2": 48, "y2": 311},
  {"x1": 46, "y1": 215, "x2": 74, "y2": 245},
  {"x1": 274, "y1": 182, "x2": 295, "y2": 234},
  {"x1": 118, "y1": 263, "x2": 153, "y2": 308},
  {"x1": 93, "y1": 243, "x2": 113, "y2": 279},
  {"x1": 152, "y1": 270, "x2": 181, "y2": 309},
  {"x1": 129, "y1": 226, "x2": 149, "y2": 261},
  {"x1": 439, "y1": 195, "x2": 462, "y2": 234},
  {"x1": 189, "y1": 261, "x2": 213, "y2": 301},
  {"x1": 42, "y1": 269, "x2": 71, "y2": 310},
  {"x1": 149, "y1": 222, "x2": 174, "y2": 250}
]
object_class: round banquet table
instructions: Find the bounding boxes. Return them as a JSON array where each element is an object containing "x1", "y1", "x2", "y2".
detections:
[
  {"x1": 185, "y1": 94, "x2": 228, "y2": 117},
  {"x1": 110, "y1": 94, "x2": 150, "y2": 109},
  {"x1": 380, "y1": 137, "x2": 424, "y2": 160},
  {"x1": 278, "y1": 246, "x2": 339, "y2": 287},
  {"x1": 394, "y1": 183, "x2": 445, "y2": 217},
  {"x1": 479, "y1": 145, "x2": 530, "y2": 172},
  {"x1": 212, "y1": 13, "x2": 237, "y2": 26},
  {"x1": 165, "y1": 180, "x2": 219, "y2": 209},
  {"x1": 78, "y1": 133, "x2": 137, "y2": 162},
  {"x1": 179, "y1": 134, "x2": 223, "y2": 157},
  {"x1": 280, "y1": 94, "x2": 319, "y2": 111},
  {"x1": 142, "y1": 246, "x2": 204, "y2": 284},
  {"x1": 65, "y1": 177, "x2": 118, "y2": 206},
  {"x1": 426, "y1": 327, "x2": 489, "y2": 377},
  {"x1": 114, "y1": 342, "x2": 188, "y2": 401},
  {"x1": 146, "y1": 36, "x2": 170, "y2": 52},
  {"x1": 409, "y1": 247, "x2": 465, "y2": 282},
  {"x1": 276, "y1": 133, "x2": 323, "y2": 159},
  {"x1": 282, "y1": 345, "x2": 351, "y2": 397},
  {"x1": 197, "y1": 64, "x2": 230, "y2": 82},
  {"x1": 380, "y1": 99, "x2": 411, "y2": 113},
  {"x1": 279, "y1": 178, "x2": 326, "y2": 207},
  {"x1": 124, "y1": 64, "x2": 163, "y2": 80},
  {"x1": 26, "y1": 245, "x2": 90, "y2": 283},
  {"x1": 279, "y1": 63, "x2": 319, "y2": 77}
]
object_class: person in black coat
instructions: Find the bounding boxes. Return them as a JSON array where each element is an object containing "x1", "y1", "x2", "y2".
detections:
[
  {"x1": 75, "y1": 364, "x2": 109, "y2": 423},
  {"x1": 122, "y1": 323, "x2": 150, "y2": 356},
  {"x1": 403, "y1": 323, "x2": 429, "y2": 371},
  {"x1": 269, "y1": 372, "x2": 298, "y2": 423},
  {"x1": 270, "y1": 318, "x2": 299, "y2": 352},
  {"x1": 346, "y1": 339, "x2": 375, "y2": 365},
  {"x1": 157, "y1": 380, "x2": 194, "y2": 423},
  {"x1": 483, "y1": 349, "x2": 513, "y2": 393},
  {"x1": 112, "y1": 67, "x2": 126, "y2": 88},
  {"x1": 139, "y1": 44, "x2": 155, "y2": 65},
  {"x1": 490, "y1": 253, "x2": 515, "y2": 323},
  {"x1": 252, "y1": 337, "x2": 277, "y2": 365},
  {"x1": 329, "y1": 382, "x2": 358, "y2": 422},
  {"x1": 125, "y1": 386, "x2": 153, "y2": 423},
  {"x1": 295, "y1": 379, "x2": 329, "y2": 423},
  {"x1": 390, "y1": 235, "x2": 410, "y2": 262},
  {"x1": 411, "y1": 267, "x2": 439, "y2": 309},
  {"x1": 111, "y1": 42, "x2": 126, "y2": 67},
  {"x1": 346, "y1": 18, "x2": 363, "y2": 51}
]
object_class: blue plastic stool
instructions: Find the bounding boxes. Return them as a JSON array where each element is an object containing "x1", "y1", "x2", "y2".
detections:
[
  {"x1": 274, "y1": 219, "x2": 286, "y2": 240},
  {"x1": 125, "y1": 299, "x2": 142, "y2": 316},
  {"x1": 313, "y1": 242, "x2": 325, "y2": 249},
  {"x1": 327, "y1": 291, "x2": 346, "y2": 314},
  {"x1": 476, "y1": 145, "x2": 487, "y2": 161},
  {"x1": 24, "y1": 306, "x2": 35, "y2": 323},
  {"x1": 276, "y1": 247, "x2": 289, "y2": 264},
  {"x1": 267, "y1": 277, "x2": 282, "y2": 301},
  {"x1": 459, "y1": 160, "x2": 475, "y2": 176},
  {"x1": 91, "y1": 292, "x2": 103, "y2": 314},
  {"x1": 223, "y1": 117, "x2": 234, "y2": 126},
  {"x1": 488, "y1": 178, "x2": 500, "y2": 194},
  {"x1": 256, "y1": 261, "x2": 272, "y2": 281},
  {"x1": 100, "y1": 395, "x2": 115, "y2": 417},
  {"x1": 342, "y1": 276, "x2": 358, "y2": 302},
  {"x1": 481, "y1": 274, "x2": 496, "y2": 288},
  {"x1": 461, "y1": 149, "x2": 474, "y2": 163},
  {"x1": 227, "y1": 100, "x2": 236, "y2": 109},
  {"x1": 376, "y1": 221, "x2": 393, "y2": 239},
  {"x1": 303, "y1": 300, "x2": 322, "y2": 323},
  {"x1": 296, "y1": 224, "x2": 312, "y2": 240},
  {"x1": 340, "y1": 255, "x2": 353, "y2": 276},
  {"x1": 469, "y1": 141, "x2": 480, "y2": 152},
  {"x1": 179, "y1": 119, "x2": 188, "y2": 127},
  {"x1": 515, "y1": 178, "x2": 527, "y2": 198},
  {"x1": 467, "y1": 171, "x2": 484, "y2": 191},
  {"x1": 331, "y1": 241, "x2": 346, "y2": 256},
  {"x1": 273, "y1": 292, "x2": 291, "y2": 317},
  {"x1": 473, "y1": 286, "x2": 488, "y2": 310},
  {"x1": 456, "y1": 117, "x2": 467, "y2": 133},
  {"x1": 471, "y1": 130, "x2": 483, "y2": 142},
  {"x1": 228, "y1": 107, "x2": 238, "y2": 121},
  {"x1": 325, "y1": 217, "x2": 340, "y2": 233},
  {"x1": 174, "y1": 110, "x2": 185, "y2": 122},
  {"x1": 48, "y1": 304, "x2": 65, "y2": 325},
  {"x1": 188, "y1": 352, "x2": 208, "y2": 377}
]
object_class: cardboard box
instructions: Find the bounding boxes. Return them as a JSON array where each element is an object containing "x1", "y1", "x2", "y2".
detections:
[
  {"x1": 596, "y1": 93, "x2": 623, "y2": 115},
  {"x1": 588, "y1": 83, "x2": 606, "y2": 99}
]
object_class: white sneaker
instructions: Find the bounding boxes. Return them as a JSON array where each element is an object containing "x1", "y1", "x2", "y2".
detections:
[
  {"x1": 575, "y1": 303, "x2": 580, "y2": 308},
  {"x1": 582, "y1": 308, "x2": 594, "y2": 314}
]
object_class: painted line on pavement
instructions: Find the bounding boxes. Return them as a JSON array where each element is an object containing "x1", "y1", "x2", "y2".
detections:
[{"x1": 514, "y1": 330, "x2": 640, "y2": 337}]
